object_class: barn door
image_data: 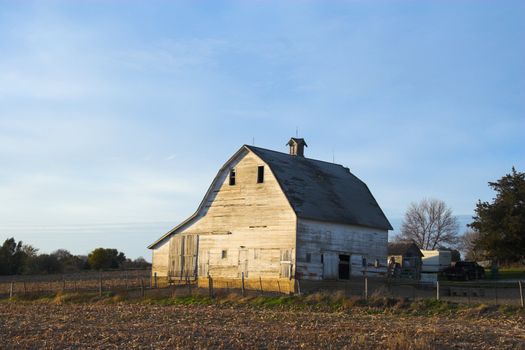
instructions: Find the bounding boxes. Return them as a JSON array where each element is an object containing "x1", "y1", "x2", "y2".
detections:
[
  {"x1": 238, "y1": 249, "x2": 248, "y2": 278},
  {"x1": 169, "y1": 234, "x2": 199, "y2": 279},
  {"x1": 322, "y1": 252, "x2": 338, "y2": 279},
  {"x1": 351, "y1": 254, "x2": 365, "y2": 276},
  {"x1": 182, "y1": 235, "x2": 199, "y2": 278},
  {"x1": 280, "y1": 249, "x2": 293, "y2": 278}
]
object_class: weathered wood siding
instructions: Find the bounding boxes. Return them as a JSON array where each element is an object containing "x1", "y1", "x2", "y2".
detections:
[
  {"x1": 296, "y1": 219, "x2": 388, "y2": 280},
  {"x1": 151, "y1": 238, "x2": 170, "y2": 278},
  {"x1": 152, "y1": 149, "x2": 297, "y2": 284}
]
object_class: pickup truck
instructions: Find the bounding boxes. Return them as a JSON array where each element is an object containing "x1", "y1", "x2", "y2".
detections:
[{"x1": 443, "y1": 261, "x2": 485, "y2": 281}]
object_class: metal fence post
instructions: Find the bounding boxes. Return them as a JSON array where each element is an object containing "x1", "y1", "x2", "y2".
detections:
[
  {"x1": 364, "y1": 277, "x2": 368, "y2": 301},
  {"x1": 9, "y1": 282, "x2": 14, "y2": 298},
  {"x1": 154, "y1": 272, "x2": 158, "y2": 289},
  {"x1": 208, "y1": 274, "x2": 213, "y2": 298},
  {"x1": 241, "y1": 272, "x2": 245, "y2": 297},
  {"x1": 518, "y1": 281, "x2": 525, "y2": 308},
  {"x1": 436, "y1": 281, "x2": 440, "y2": 301},
  {"x1": 259, "y1": 276, "x2": 263, "y2": 295},
  {"x1": 99, "y1": 275, "x2": 103, "y2": 297}
]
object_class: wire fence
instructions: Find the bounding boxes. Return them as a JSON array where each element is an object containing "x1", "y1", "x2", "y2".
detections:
[
  {"x1": 296, "y1": 277, "x2": 525, "y2": 307},
  {"x1": 1, "y1": 271, "x2": 524, "y2": 308},
  {"x1": 0, "y1": 269, "x2": 151, "y2": 297}
]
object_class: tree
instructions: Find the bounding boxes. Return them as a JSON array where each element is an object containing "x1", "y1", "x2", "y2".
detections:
[
  {"x1": 51, "y1": 249, "x2": 87, "y2": 272},
  {"x1": 87, "y1": 248, "x2": 126, "y2": 270},
  {"x1": 469, "y1": 167, "x2": 525, "y2": 263},
  {"x1": 459, "y1": 229, "x2": 484, "y2": 261},
  {"x1": 25, "y1": 254, "x2": 62, "y2": 274},
  {"x1": 399, "y1": 199, "x2": 460, "y2": 250},
  {"x1": 0, "y1": 238, "x2": 28, "y2": 275},
  {"x1": 122, "y1": 256, "x2": 151, "y2": 269}
]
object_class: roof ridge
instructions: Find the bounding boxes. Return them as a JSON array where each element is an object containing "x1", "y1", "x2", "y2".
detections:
[{"x1": 244, "y1": 144, "x2": 347, "y2": 169}]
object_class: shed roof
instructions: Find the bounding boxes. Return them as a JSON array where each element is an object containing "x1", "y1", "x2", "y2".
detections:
[
  {"x1": 388, "y1": 242, "x2": 423, "y2": 257},
  {"x1": 246, "y1": 145, "x2": 392, "y2": 230}
]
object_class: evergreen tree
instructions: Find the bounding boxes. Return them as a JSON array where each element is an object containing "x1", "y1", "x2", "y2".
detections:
[{"x1": 469, "y1": 167, "x2": 525, "y2": 263}]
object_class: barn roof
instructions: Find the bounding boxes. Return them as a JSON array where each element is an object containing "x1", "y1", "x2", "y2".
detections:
[
  {"x1": 148, "y1": 143, "x2": 392, "y2": 249},
  {"x1": 246, "y1": 145, "x2": 393, "y2": 231}
]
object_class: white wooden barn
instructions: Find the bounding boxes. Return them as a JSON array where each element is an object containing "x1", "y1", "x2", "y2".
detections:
[{"x1": 148, "y1": 138, "x2": 392, "y2": 292}]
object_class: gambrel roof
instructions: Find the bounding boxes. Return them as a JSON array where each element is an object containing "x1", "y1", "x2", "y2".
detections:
[
  {"x1": 149, "y1": 144, "x2": 392, "y2": 249},
  {"x1": 246, "y1": 145, "x2": 392, "y2": 231}
]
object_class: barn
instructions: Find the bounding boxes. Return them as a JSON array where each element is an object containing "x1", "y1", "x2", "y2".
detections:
[{"x1": 148, "y1": 138, "x2": 392, "y2": 292}]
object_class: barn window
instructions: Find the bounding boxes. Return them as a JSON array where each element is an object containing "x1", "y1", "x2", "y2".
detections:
[
  {"x1": 229, "y1": 169, "x2": 236, "y2": 185},
  {"x1": 305, "y1": 253, "x2": 311, "y2": 263},
  {"x1": 257, "y1": 166, "x2": 264, "y2": 183},
  {"x1": 221, "y1": 250, "x2": 228, "y2": 259}
]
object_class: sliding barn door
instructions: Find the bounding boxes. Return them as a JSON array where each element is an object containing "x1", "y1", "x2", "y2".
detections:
[{"x1": 169, "y1": 234, "x2": 199, "y2": 279}]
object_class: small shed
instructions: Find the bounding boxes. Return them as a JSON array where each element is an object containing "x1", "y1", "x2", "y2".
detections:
[{"x1": 387, "y1": 241, "x2": 423, "y2": 279}]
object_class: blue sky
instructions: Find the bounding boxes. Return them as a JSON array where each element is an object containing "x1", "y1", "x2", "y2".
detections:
[{"x1": 0, "y1": 1, "x2": 524, "y2": 260}]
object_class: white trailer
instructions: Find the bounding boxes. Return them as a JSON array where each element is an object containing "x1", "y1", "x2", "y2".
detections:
[{"x1": 421, "y1": 250, "x2": 451, "y2": 273}]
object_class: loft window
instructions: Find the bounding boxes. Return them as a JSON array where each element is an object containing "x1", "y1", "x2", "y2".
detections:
[
  {"x1": 221, "y1": 250, "x2": 228, "y2": 259},
  {"x1": 229, "y1": 169, "x2": 236, "y2": 185},
  {"x1": 257, "y1": 166, "x2": 264, "y2": 183}
]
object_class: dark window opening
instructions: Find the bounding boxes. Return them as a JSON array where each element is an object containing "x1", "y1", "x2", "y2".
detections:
[
  {"x1": 338, "y1": 254, "x2": 350, "y2": 280},
  {"x1": 229, "y1": 169, "x2": 236, "y2": 185},
  {"x1": 306, "y1": 253, "x2": 311, "y2": 263},
  {"x1": 221, "y1": 250, "x2": 227, "y2": 259},
  {"x1": 257, "y1": 166, "x2": 264, "y2": 183},
  {"x1": 320, "y1": 254, "x2": 324, "y2": 264}
]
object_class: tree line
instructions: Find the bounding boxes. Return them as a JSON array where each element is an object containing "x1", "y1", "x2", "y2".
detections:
[
  {"x1": 0, "y1": 239, "x2": 150, "y2": 276},
  {"x1": 398, "y1": 167, "x2": 524, "y2": 265}
]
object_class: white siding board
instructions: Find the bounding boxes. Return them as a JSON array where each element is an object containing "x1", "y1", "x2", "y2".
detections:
[{"x1": 297, "y1": 219, "x2": 388, "y2": 280}]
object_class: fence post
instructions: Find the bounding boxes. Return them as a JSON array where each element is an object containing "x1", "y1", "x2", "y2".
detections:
[
  {"x1": 99, "y1": 275, "x2": 103, "y2": 297},
  {"x1": 259, "y1": 276, "x2": 263, "y2": 295},
  {"x1": 241, "y1": 272, "x2": 245, "y2": 297},
  {"x1": 364, "y1": 277, "x2": 368, "y2": 301},
  {"x1": 436, "y1": 281, "x2": 440, "y2": 301},
  {"x1": 518, "y1": 281, "x2": 525, "y2": 308},
  {"x1": 140, "y1": 278, "x2": 145, "y2": 298},
  {"x1": 296, "y1": 279, "x2": 301, "y2": 296},
  {"x1": 208, "y1": 275, "x2": 214, "y2": 298},
  {"x1": 186, "y1": 275, "x2": 191, "y2": 295},
  {"x1": 9, "y1": 282, "x2": 14, "y2": 298}
]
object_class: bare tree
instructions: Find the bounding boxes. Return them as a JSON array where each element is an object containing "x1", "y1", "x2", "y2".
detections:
[
  {"x1": 399, "y1": 198, "x2": 459, "y2": 250},
  {"x1": 459, "y1": 229, "x2": 484, "y2": 261}
]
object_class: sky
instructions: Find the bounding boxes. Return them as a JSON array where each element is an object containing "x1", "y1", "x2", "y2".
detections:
[{"x1": 0, "y1": 1, "x2": 524, "y2": 260}]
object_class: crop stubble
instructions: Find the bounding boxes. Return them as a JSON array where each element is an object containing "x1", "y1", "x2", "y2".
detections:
[{"x1": 0, "y1": 303, "x2": 524, "y2": 349}]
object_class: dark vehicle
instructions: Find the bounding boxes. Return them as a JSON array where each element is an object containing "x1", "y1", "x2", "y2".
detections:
[{"x1": 443, "y1": 261, "x2": 485, "y2": 281}]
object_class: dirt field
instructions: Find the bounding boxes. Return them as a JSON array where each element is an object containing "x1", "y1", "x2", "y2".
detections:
[{"x1": 1, "y1": 301, "x2": 524, "y2": 349}]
